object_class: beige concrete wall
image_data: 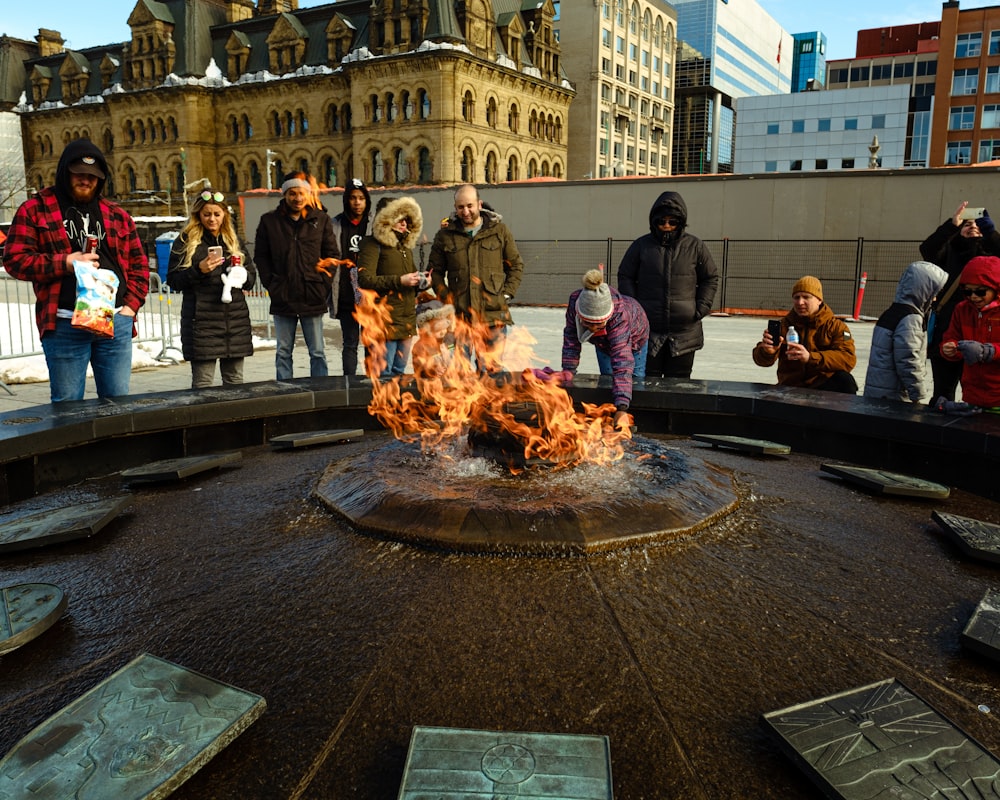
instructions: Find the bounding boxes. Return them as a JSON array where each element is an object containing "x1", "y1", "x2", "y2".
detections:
[{"x1": 240, "y1": 166, "x2": 1000, "y2": 247}]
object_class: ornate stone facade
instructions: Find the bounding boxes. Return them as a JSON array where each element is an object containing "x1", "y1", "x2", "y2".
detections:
[{"x1": 16, "y1": 0, "x2": 574, "y2": 217}]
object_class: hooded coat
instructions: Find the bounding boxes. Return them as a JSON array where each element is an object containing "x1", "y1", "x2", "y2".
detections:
[
  {"x1": 329, "y1": 180, "x2": 371, "y2": 318},
  {"x1": 254, "y1": 196, "x2": 338, "y2": 317},
  {"x1": 357, "y1": 196, "x2": 424, "y2": 340},
  {"x1": 941, "y1": 256, "x2": 1000, "y2": 407},
  {"x1": 617, "y1": 191, "x2": 719, "y2": 357},
  {"x1": 863, "y1": 261, "x2": 948, "y2": 403},
  {"x1": 4, "y1": 139, "x2": 149, "y2": 336}
]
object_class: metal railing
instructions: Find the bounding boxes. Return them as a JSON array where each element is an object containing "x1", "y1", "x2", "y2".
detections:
[{"x1": 1, "y1": 237, "x2": 926, "y2": 362}]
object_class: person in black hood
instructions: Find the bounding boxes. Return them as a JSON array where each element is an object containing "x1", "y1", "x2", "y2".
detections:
[
  {"x1": 328, "y1": 178, "x2": 371, "y2": 375},
  {"x1": 4, "y1": 138, "x2": 149, "y2": 401},
  {"x1": 617, "y1": 191, "x2": 719, "y2": 378}
]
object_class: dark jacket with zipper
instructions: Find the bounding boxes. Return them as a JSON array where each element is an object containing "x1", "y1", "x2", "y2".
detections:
[{"x1": 254, "y1": 200, "x2": 338, "y2": 317}]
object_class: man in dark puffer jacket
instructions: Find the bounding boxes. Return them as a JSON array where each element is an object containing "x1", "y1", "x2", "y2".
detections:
[{"x1": 617, "y1": 191, "x2": 718, "y2": 378}]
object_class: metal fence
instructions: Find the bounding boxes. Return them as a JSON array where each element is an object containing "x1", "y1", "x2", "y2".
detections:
[{"x1": 0, "y1": 237, "x2": 925, "y2": 362}]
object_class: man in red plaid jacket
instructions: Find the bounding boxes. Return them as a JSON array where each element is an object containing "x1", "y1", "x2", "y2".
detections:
[{"x1": 5, "y1": 139, "x2": 148, "y2": 402}]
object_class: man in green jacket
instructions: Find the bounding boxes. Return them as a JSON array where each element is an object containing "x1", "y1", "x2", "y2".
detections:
[{"x1": 429, "y1": 184, "x2": 524, "y2": 366}]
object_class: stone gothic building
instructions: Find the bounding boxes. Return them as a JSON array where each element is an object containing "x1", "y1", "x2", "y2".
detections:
[{"x1": 16, "y1": 0, "x2": 574, "y2": 213}]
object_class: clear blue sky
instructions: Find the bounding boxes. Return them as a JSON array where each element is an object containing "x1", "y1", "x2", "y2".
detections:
[{"x1": 3, "y1": 0, "x2": 999, "y2": 62}]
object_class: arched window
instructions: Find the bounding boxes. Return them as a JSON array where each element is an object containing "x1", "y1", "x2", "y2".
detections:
[
  {"x1": 322, "y1": 156, "x2": 336, "y2": 187},
  {"x1": 231, "y1": 117, "x2": 240, "y2": 142},
  {"x1": 553, "y1": 162, "x2": 563, "y2": 179},
  {"x1": 227, "y1": 162, "x2": 238, "y2": 192},
  {"x1": 418, "y1": 90, "x2": 430, "y2": 119},
  {"x1": 103, "y1": 130, "x2": 114, "y2": 154},
  {"x1": 462, "y1": 91, "x2": 474, "y2": 122},
  {"x1": 529, "y1": 110, "x2": 538, "y2": 138},
  {"x1": 418, "y1": 147, "x2": 432, "y2": 183},
  {"x1": 330, "y1": 105, "x2": 340, "y2": 132},
  {"x1": 299, "y1": 158, "x2": 309, "y2": 174},
  {"x1": 507, "y1": 155, "x2": 518, "y2": 182},
  {"x1": 394, "y1": 148, "x2": 408, "y2": 183},
  {"x1": 509, "y1": 103, "x2": 519, "y2": 133},
  {"x1": 127, "y1": 166, "x2": 137, "y2": 193},
  {"x1": 242, "y1": 115, "x2": 253, "y2": 140},
  {"x1": 343, "y1": 104, "x2": 353, "y2": 131},
  {"x1": 541, "y1": 160, "x2": 550, "y2": 177},
  {"x1": 629, "y1": 2, "x2": 639, "y2": 34},
  {"x1": 249, "y1": 160, "x2": 262, "y2": 189},
  {"x1": 527, "y1": 159, "x2": 537, "y2": 179},
  {"x1": 287, "y1": 111, "x2": 296, "y2": 136},
  {"x1": 169, "y1": 118, "x2": 179, "y2": 140},
  {"x1": 371, "y1": 95, "x2": 382, "y2": 123},
  {"x1": 485, "y1": 152, "x2": 498, "y2": 184},
  {"x1": 299, "y1": 111, "x2": 308, "y2": 135},
  {"x1": 372, "y1": 150, "x2": 385, "y2": 183},
  {"x1": 173, "y1": 163, "x2": 183, "y2": 193},
  {"x1": 461, "y1": 147, "x2": 474, "y2": 182},
  {"x1": 555, "y1": 117, "x2": 563, "y2": 143},
  {"x1": 271, "y1": 111, "x2": 282, "y2": 136},
  {"x1": 402, "y1": 91, "x2": 412, "y2": 120},
  {"x1": 387, "y1": 93, "x2": 397, "y2": 122},
  {"x1": 486, "y1": 97, "x2": 498, "y2": 128}
]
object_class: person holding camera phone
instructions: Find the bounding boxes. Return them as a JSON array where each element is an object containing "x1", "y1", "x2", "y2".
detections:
[
  {"x1": 357, "y1": 196, "x2": 425, "y2": 378},
  {"x1": 920, "y1": 200, "x2": 1000, "y2": 401},
  {"x1": 752, "y1": 276, "x2": 858, "y2": 393},
  {"x1": 166, "y1": 188, "x2": 256, "y2": 388}
]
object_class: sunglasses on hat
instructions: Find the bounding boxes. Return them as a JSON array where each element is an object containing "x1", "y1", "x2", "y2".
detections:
[{"x1": 200, "y1": 190, "x2": 225, "y2": 203}]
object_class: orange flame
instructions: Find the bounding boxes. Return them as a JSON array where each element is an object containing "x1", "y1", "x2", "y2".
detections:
[{"x1": 354, "y1": 290, "x2": 632, "y2": 472}]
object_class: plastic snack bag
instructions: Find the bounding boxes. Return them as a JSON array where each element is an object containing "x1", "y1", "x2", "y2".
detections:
[{"x1": 71, "y1": 261, "x2": 119, "y2": 337}]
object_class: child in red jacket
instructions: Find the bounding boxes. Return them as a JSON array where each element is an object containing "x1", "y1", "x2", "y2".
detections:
[{"x1": 941, "y1": 255, "x2": 1000, "y2": 408}]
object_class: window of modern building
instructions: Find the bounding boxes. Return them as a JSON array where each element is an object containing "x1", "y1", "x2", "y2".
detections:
[
  {"x1": 956, "y1": 32, "x2": 982, "y2": 59},
  {"x1": 845, "y1": 118, "x2": 858, "y2": 130},
  {"x1": 914, "y1": 82, "x2": 936, "y2": 98},
  {"x1": 830, "y1": 68, "x2": 848, "y2": 83},
  {"x1": 894, "y1": 63, "x2": 915, "y2": 79},
  {"x1": 800, "y1": 40, "x2": 813, "y2": 54},
  {"x1": 602, "y1": 58, "x2": 611, "y2": 75},
  {"x1": 616, "y1": 36, "x2": 625, "y2": 54},
  {"x1": 653, "y1": 55, "x2": 660, "y2": 73},
  {"x1": 629, "y1": 70, "x2": 637, "y2": 85},
  {"x1": 991, "y1": 30, "x2": 1000, "y2": 56},
  {"x1": 916, "y1": 61, "x2": 936, "y2": 77},
  {"x1": 629, "y1": 43, "x2": 637, "y2": 61},
  {"x1": 979, "y1": 139, "x2": 1000, "y2": 162},
  {"x1": 950, "y1": 105, "x2": 976, "y2": 130},
  {"x1": 908, "y1": 110, "x2": 931, "y2": 166},
  {"x1": 766, "y1": 123, "x2": 779, "y2": 135},
  {"x1": 988, "y1": 66, "x2": 1000, "y2": 94},
  {"x1": 842, "y1": 158, "x2": 855, "y2": 169},
  {"x1": 602, "y1": 1, "x2": 610, "y2": 19},
  {"x1": 952, "y1": 68, "x2": 979, "y2": 95},
  {"x1": 872, "y1": 114, "x2": 885, "y2": 129},
  {"x1": 983, "y1": 104, "x2": 1000, "y2": 128},
  {"x1": 616, "y1": 64, "x2": 625, "y2": 80},
  {"x1": 602, "y1": 29, "x2": 611, "y2": 47},
  {"x1": 764, "y1": 161, "x2": 777, "y2": 172},
  {"x1": 818, "y1": 118, "x2": 831, "y2": 132},
  {"x1": 872, "y1": 64, "x2": 893, "y2": 80},
  {"x1": 653, "y1": 80, "x2": 660, "y2": 96},
  {"x1": 792, "y1": 119, "x2": 805, "y2": 133},
  {"x1": 642, "y1": 50, "x2": 649, "y2": 67},
  {"x1": 601, "y1": 83, "x2": 611, "y2": 100},
  {"x1": 816, "y1": 159, "x2": 828, "y2": 170},
  {"x1": 946, "y1": 140, "x2": 972, "y2": 164},
  {"x1": 850, "y1": 66, "x2": 870, "y2": 82},
  {"x1": 790, "y1": 160, "x2": 802, "y2": 171},
  {"x1": 641, "y1": 76, "x2": 649, "y2": 91}
]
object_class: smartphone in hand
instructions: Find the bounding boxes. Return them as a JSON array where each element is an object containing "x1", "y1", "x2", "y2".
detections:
[
  {"x1": 767, "y1": 319, "x2": 782, "y2": 342},
  {"x1": 207, "y1": 246, "x2": 223, "y2": 260}
]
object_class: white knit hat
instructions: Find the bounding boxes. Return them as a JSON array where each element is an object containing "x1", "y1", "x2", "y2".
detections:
[{"x1": 575, "y1": 269, "x2": 614, "y2": 323}]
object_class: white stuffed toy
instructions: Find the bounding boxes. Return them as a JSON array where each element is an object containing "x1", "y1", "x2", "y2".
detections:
[{"x1": 220, "y1": 265, "x2": 248, "y2": 304}]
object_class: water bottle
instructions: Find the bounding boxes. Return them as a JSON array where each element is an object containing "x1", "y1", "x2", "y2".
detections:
[{"x1": 786, "y1": 326, "x2": 799, "y2": 345}]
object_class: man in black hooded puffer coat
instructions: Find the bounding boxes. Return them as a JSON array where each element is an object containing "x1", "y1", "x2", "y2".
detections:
[{"x1": 617, "y1": 191, "x2": 719, "y2": 379}]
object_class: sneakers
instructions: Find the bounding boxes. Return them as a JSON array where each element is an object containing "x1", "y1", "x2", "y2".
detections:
[{"x1": 930, "y1": 396, "x2": 982, "y2": 416}]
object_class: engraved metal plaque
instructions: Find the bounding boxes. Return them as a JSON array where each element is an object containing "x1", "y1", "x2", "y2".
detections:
[
  {"x1": 0, "y1": 652, "x2": 266, "y2": 800},
  {"x1": 692, "y1": 433, "x2": 791, "y2": 455},
  {"x1": 962, "y1": 589, "x2": 1000, "y2": 664},
  {"x1": 269, "y1": 428, "x2": 364, "y2": 450},
  {"x1": 0, "y1": 583, "x2": 67, "y2": 655},
  {"x1": 820, "y1": 464, "x2": 951, "y2": 499},
  {"x1": 121, "y1": 452, "x2": 242, "y2": 485},
  {"x1": 0, "y1": 496, "x2": 130, "y2": 554},
  {"x1": 763, "y1": 678, "x2": 1000, "y2": 799},
  {"x1": 933, "y1": 511, "x2": 1000, "y2": 564},
  {"x1": 397, "y1": 726, "x2": 612, "y2": 799}
]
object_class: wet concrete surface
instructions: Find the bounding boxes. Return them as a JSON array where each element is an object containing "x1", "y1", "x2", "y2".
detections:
[{"x1": 3, "y1": 432, "x2": 1000, "y2": 798}]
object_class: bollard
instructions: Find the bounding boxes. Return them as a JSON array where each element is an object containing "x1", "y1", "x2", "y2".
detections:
[{"x1": 852, "y1": 272, "x2": 867, "y2": 320}]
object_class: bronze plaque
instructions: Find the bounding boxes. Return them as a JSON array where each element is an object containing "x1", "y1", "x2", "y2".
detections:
[
  {"x1": 121, "y1": 452, "x2": 242, "y2": 485},
  {"x1": 820, "y1": 464, "x2": 951, "y2": 499},
  {"x1": 962, "y1": 588, "x2": 1000, "y2": 663},
  {"x1": 269, "y1": 428, "x2": 365, "y2": 449},
  {"x1": 0, "y1": 653, "x2": 265, "y2": 799},
  {"x1": 398, "y1": 726, "x2": 612, "y2": 799},
  {"x1": 763, "y1": 678, "x2": 1000, "y2": 798},
  {"x1": 0, "y1": 583, "x2": 67, "y2": 655},
  {"x1": 692, "y1": 433, "x2": 791, "y2": 455},
  {"x1": 933, "y1": 511, "x2": 1000, "y2": 564},
  {"x1": 0, "y1": 496, "x2": 130, "y2": 554}
]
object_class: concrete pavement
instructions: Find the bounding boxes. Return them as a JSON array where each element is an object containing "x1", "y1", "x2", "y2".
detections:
[{"x1": 0, "y1": 312, "x2": 874, "y2": 411}]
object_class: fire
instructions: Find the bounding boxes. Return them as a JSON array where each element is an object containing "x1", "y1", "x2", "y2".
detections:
[{"x1": 354, "y1": 288, "x2": 633, "y2": 473}]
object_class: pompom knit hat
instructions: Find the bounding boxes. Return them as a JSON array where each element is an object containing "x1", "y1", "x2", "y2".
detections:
[
  {"x1": 576, "y1": 269, "x2": 614, "y2": 323},
  {"x1": 792, "y1": 275, "x2": 823, "y2": 301}
]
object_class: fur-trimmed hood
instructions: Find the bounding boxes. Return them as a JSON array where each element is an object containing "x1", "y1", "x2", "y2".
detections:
[{"x1": 372, "y1": 196, "x2": 423, "y2": 249}]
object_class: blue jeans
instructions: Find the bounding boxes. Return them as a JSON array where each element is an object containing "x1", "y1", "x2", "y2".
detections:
[
  {"x1": 381, "y1": 337, "x2": 413, "y2": 378},
  {"x1": 595, "y1": 341, "x2": 648, "y2": 380},
  {"x1": 42, "y1": 313, "x2": 134, "y2": 402},
  {"x1": 273, "y1": 314, "x2": 328, "y2": 379}
]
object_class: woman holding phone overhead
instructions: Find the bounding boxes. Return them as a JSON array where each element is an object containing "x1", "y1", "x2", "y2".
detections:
[{"x1": 167, "y1": 189, "x2": 257, "y2": 388}]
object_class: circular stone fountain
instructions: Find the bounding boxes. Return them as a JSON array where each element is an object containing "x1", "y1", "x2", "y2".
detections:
[{"x1": 313, "y1": 436, "x2": 738, "y2": 554}]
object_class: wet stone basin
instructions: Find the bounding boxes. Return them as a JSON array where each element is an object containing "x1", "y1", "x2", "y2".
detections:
[{"x1": 2, "y1": 431, "x2": 1000, "y2": 799}]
